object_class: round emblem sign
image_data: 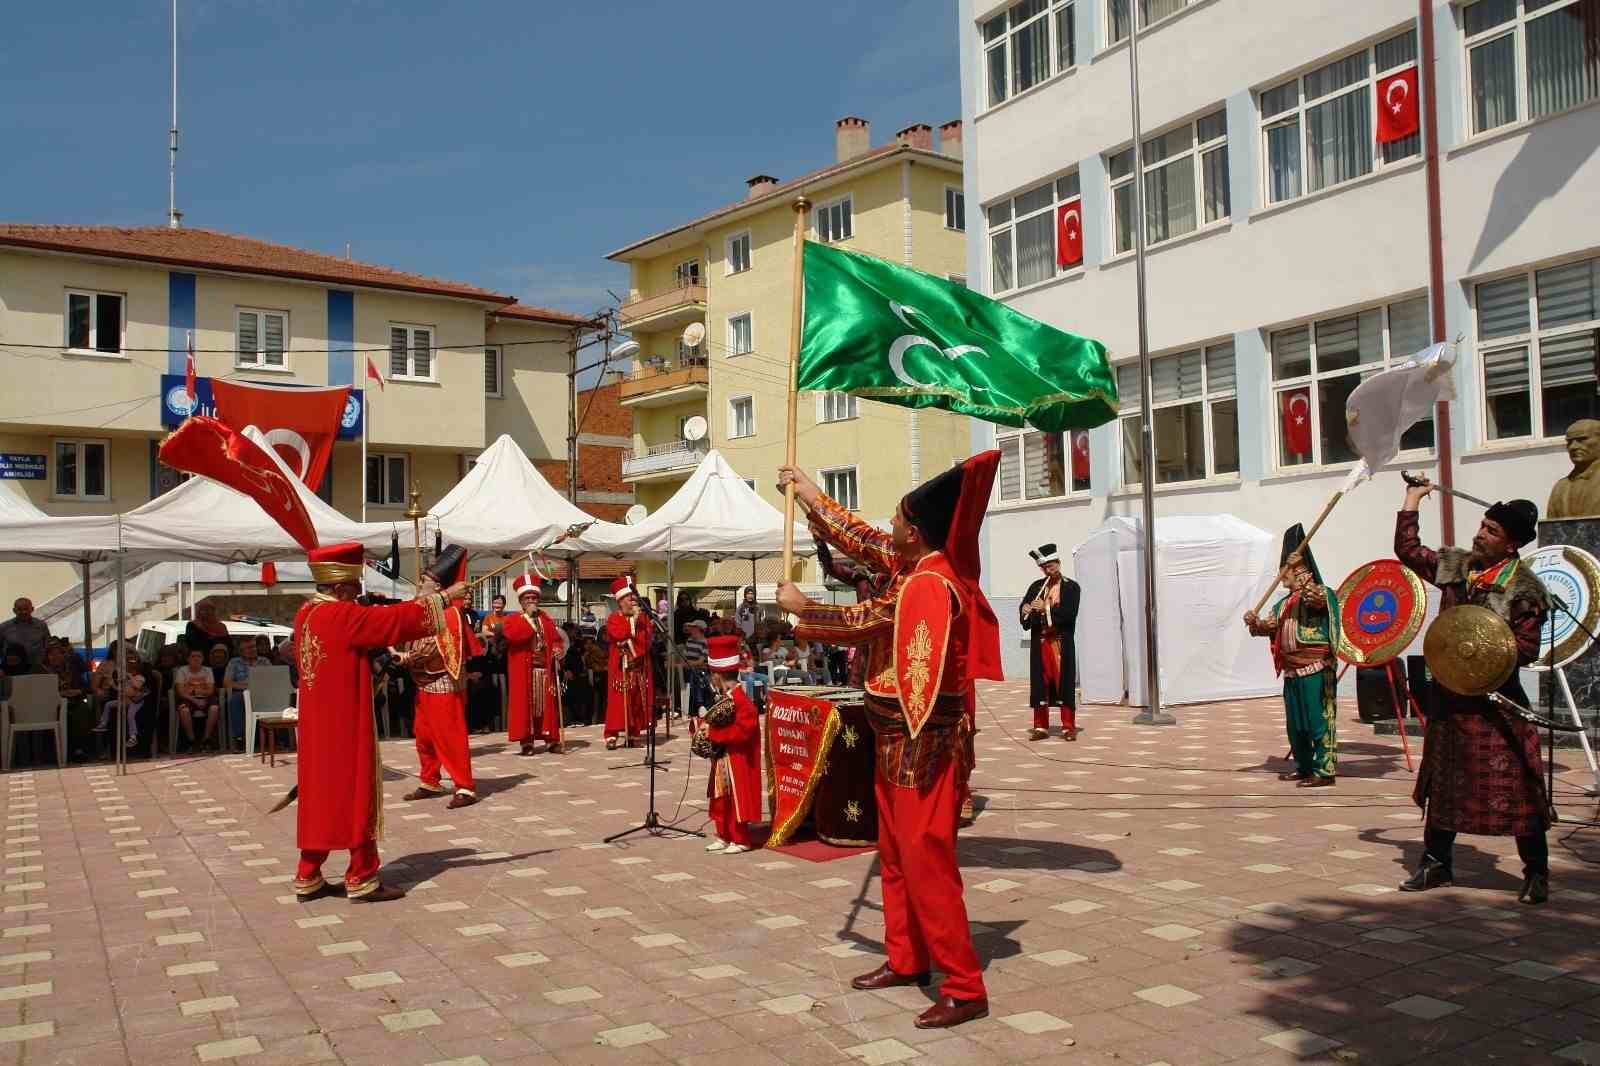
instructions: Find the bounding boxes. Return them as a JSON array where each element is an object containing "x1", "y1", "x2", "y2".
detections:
[
  {"x1": 1335, "y1": 559, "x2": 1427, "y2": 667},
  {"x1": 1527, "y1": 544, "x2": 1600, "y2": 671}
]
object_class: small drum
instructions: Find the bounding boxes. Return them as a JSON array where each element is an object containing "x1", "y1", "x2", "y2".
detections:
[{"x1": 808, "y1": 689, "x2": 878, "y2": 847}]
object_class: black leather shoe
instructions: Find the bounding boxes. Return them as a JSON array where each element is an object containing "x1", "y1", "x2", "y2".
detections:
[
  {"x1": 1518, "y1": 872, "x2": 1549, "y2": 905},
  {"x1": 1399, "y1": 856, "x2": 1453, "y2": 892}
]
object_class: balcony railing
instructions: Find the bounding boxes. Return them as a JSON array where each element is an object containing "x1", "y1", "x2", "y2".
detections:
[
  {"x1": 621, "y1": 440, "x2": 708, "y2": 479},
  {"x1": 618, "y1": 355, "x2": 710, "y2": 404},
  {"x1": 617, "y1": 281, "x2": 707, "y2": 329}
]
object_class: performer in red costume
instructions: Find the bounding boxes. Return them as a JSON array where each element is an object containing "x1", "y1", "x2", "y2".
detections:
[
  {"x1": 503, "y1": 573, "x2": 566, "y2": 756},
  {"x1": 604, "y1": 576, "x2": 652, "y2": 750},
  {"x1": 397, "y1": 547, "x2": 481, "y2": 809},
  {"x1": 777, "y1": 453, "x2": 1002, "y2": 1030},
  {"x1": 698, "y1": 634, "x2": 761, "y2": 855},
  {"x1": 292, "y1": 542, "x2": 465, "y2": 903}
]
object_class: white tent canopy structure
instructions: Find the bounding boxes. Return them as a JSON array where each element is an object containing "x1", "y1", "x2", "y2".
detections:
[{"x1": 427, "y1": 434, "x2": 601, "y2": 556}]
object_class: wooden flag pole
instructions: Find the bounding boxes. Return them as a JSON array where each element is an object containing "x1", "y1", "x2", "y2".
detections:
[
  {"x1": 1249, "y1": 486, "x2": 1346, "y2": 617},
  {"x1": 782, "y1": 196, "x2": 811, "y2": 576}
]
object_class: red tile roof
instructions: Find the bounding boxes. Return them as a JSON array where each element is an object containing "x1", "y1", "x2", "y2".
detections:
[{"x1": 490, "y1": 302, "x2": 600, "y2": 328}]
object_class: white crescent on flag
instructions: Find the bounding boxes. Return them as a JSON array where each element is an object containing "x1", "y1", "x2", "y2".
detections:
[
  {"x1": 1288, "y1": 392, "x2": 1309, "y2": 424},
  {"x1": 1387, "y1": 78, "x2": 1409, "y2": 116}
]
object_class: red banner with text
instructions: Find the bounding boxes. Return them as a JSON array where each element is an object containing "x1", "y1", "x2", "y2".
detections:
[{"x1": 764, "y1": 689, "x2": 842, "y2": 848}]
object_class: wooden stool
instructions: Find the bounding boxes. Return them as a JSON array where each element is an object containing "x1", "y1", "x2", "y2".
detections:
[{"x1": 257, "y1": 717, "x2": 298, "y2": 768}]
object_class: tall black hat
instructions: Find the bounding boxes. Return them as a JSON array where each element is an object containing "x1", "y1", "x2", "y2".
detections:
[
  {"x1": 1485, "y1": 499, "x2": 1538, "y2": 549},
  {"x1": 900, "y1": 463, "x2": 966, "y2": 550},
  {"x1": 1280, "y1": 524, "x2": 1323, "y2": 585}
]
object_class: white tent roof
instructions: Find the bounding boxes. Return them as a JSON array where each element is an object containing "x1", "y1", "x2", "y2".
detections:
[
  {"x1": 576, "y1": 449, "x2": 813, "y2": 560},
  {"x1": 0, "y1": 484, "x2": 122, "y2": 562},
  {"x1": 428, "y1": 434, "x2": 600, "y2": 555},
  {"x1": 0, "y1": 483, "x2": 44, "y2": 520}
]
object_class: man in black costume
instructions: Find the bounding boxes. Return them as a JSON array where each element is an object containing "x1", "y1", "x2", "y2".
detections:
[{"x1": 1020, "y1": 543, "x2": 1080, "y2": 740}]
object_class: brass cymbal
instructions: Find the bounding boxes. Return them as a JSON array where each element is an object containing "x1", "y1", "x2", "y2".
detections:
[{"x1": 1422, "y1": 605, "x2": 1518, "y2": 697}]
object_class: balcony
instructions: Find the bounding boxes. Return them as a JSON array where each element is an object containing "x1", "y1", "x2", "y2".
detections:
[
  {"x1": 618, "y1": 354, "x2": 710, "y2": 408},
  {"x1": 617, "y1": 281, "x2": 706, "y2": 332},
  {"x1": 621, "y1": 440, "x2": 708, "y2": 482}
]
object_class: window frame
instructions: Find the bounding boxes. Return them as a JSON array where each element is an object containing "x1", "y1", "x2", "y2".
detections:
[
  {"x1": 1115, "y1": 340, "x2": 1240, "y2": 489},
  {"x1": 726, "y1": 312, "x2": 754, "y2": 357},
  {"x1": 817, "y1": 391, "x2": 859, "y2": 423},
  {"x1": 1106, "y1": 0, "x2": 1198, "y2": 46},
  {"x1": 725, "y1": 231, "x2": 752, "y2": 275},
  {"x1": 235, "y1": 306, "x2": 290, "y2": 370},
  {"x1": 366, "y1": 452, "x2": 410, "y2": 507},
  {"x1": 728, "y1": 394, "x2": 756, "y2": 439},
  {"x1": 994, "y1": 427, "x2": 1093, "y2": 504},
  {"x1": 63, "y1": 288, "x2": 125, "y2": 356},
  {"x1": 484, "y1": 345, "x2": 503, "y2": 398},
  {"x1": 1108, "y1": 108, "x2": 1229, "y2": 257},
  {"x1": 52, "y1": 437, "x2": 110, "y2": 501},
  {"x1": 814, "y1": 194, "x2": 855, "y2": 244},
  {"x1": 674, "y1": 258, "x2": 702, "y2": 287},
  {"x1": 387, "y1": 322, "x2": 436, "y2": 382},
  {"x1": 944, "y1": 185, "x2": 967, "y2": 231},
  {"x1": 981, "y1": 0, "x2": 1077, "y2": 111},
  {"x1": 1463, "y1": 0, "x2": 1600, "y2": 137},
  {"x1": 819, "y1": 465, "x2": 860, "y2": 511},
  {"x1": 986, "y1": 169, "x2": 1081, "y2": 294}
]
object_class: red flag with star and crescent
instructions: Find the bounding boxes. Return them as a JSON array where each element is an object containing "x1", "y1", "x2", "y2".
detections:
[
  {"x1": 158, "y1": 415, "x2": 319, "y2": 552},
  {"x1": 1070, "y1": 429, "x2": 1090, "y2": 481},
  {"x1": 1281, "y1": 388, "x2": 1313, "y2": 456},
  {"x1": 1056, "y1": 199, "x2": 1083, "y2": 268},
  {"x1": 1376, "y1": 66, "x2": 1419, "y2": 144}
]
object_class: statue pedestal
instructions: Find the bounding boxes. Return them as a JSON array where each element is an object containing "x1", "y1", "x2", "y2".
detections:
[{"x1": 1536, "y1": 518, "x2": 1600, "y2": 723}]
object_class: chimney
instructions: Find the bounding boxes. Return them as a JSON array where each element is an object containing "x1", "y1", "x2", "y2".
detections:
[
  {"x1": 745, "y1": 174, "x2": 780, "y2": 199},
  {"x1": 835, "y1": 116, "x2": 870, "y2": 162},
  {"x1": 938, "y1": 120, "x2": 963, "y2": 159},
  {"x1": 895, "y1": 123, "x2": 934, "y2": 151}
]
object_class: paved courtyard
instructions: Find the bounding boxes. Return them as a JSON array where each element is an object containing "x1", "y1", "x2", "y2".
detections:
[{"x1": 5, "y1": 679, "x2": 1600, "y2": 1066}]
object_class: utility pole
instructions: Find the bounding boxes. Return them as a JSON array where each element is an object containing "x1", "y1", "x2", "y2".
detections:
[{"x1": 566, "y1": 312, "x2": 614, "y2": 623}]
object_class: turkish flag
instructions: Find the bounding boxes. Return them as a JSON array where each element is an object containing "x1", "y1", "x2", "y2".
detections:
[
  {"x1": 158, "y1": 416, "x2": 319, "y2": 552},
  {"x1": 1376, "y1": 66, "x2": 1420, "y2": 144},
  {"x1": 1056, "y1": 199, "x2": 1083, "y2": 268},
  {"x1": 365, "y1": 356, "x2": 385, "y2": 392},
  {"x1": 211, "y1": 379, "x2": 350, "y2": 489},
  {"x1": 184, "y1": 331, "x2": 197, "y2": 406},
  {"x1": 1070, "y1": 430, "x2": 1090, "y2": 481},
  {"x1": 1281, "y1": 388, "x2": 1313, "y2": 456}
]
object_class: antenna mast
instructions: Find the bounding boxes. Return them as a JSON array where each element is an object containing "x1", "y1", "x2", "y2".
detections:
[{"x1": 168, "y1": 0, "x2": 181, "y2": 228}]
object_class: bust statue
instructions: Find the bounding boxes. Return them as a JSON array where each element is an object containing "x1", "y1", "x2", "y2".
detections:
[{"x1": 1548, "y1": 419, "x2": 1600, "y2": 519}]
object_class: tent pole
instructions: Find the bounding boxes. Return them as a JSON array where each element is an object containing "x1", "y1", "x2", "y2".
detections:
[
  {"x1": 115, "y1": 552, "x2": 127, "y2": 777},
  {"x1": 81, "y1": 562, "x2": 93, "y2": 666},
  {"x1": 664, "y1": 539, "x2": 675, "y2": 738}
]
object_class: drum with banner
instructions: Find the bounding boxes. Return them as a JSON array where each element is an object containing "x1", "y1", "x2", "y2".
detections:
[
  {"x1": 765, "y1": 686, "x2": 876, "y2": 848},
  {"x1": 811, "y1": 691, "x2": 876, "y2": 846},
  {"x1": 1335, "y1": 559, "x2": 1428, "y2": 667},
  {"x1": 1527, "y1": 544, "x2": 1600, "y2": 671}
]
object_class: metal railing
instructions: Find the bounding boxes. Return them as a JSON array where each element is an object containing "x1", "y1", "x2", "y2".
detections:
[{"x1": 621, "y1": 440, "x2": 708, "y2": 478}]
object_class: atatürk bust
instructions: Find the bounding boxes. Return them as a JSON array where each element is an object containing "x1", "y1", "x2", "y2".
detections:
[{"x1": 1548, "y1": 419, "x2": 1600, "y2": 519}]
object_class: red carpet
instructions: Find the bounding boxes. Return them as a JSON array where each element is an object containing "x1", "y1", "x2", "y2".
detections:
[{"x1": 769, "y1": 836, "x2": 875, "y2": 863}]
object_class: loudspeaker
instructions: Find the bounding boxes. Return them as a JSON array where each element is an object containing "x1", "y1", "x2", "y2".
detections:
[
  {"x1": 1406, "y1": 653, "x2": 1434, "y2": 719},
  {"x1": 1356, "y1": 664, "x2": 1403, "y2": 722}
]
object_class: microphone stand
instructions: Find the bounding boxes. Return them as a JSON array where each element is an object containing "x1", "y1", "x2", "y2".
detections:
[
  {"x1": 603, "y1": 620, "x2": 700, "y2": 843},
  {"x1": 1542, "y1": 593, "x2": 1600, "y2": 819}
]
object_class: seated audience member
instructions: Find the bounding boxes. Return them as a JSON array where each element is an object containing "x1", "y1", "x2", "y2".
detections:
[
  {"x1": 185, "y1": 601, "x2": 233, "y2": 660},
  {"x1": 174, "y1": 647, "x2": 221, "y2": 752},
  {"x1": 95, "y1": 649, "x2": 150, "y2": 753},
  {"x1": 44, "y1": 642, "x2": 93, "y2": 760},
  {"x1": 223, "y1": 637, "x2": 270, "y2": 752}
]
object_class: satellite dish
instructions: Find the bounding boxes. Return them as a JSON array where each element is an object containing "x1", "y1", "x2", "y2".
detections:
[
  {"x1": 557, "y1": 581, "x2": 570, "y2": 603},
  {"x1": 681, "y1": 322, "x2": 706, "y2": 349},
  {"x1": 624, "y1": 504, "x2": 648, "y2": 525},
  {"x1": 682, "y1": 415, "x2": 708, "y2": 443},
  {"x1": 613, "y1": 340, "x2": 641, "y2": 361}
]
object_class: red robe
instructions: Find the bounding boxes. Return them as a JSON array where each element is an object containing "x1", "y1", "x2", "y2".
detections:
[
  {"x1": 504, "y1": 609, "x2": 564, "y2": 745},
  {"x1": 293, "y1": 593, "x2": 446, "y2": 851},
  {"x1": 403, "y1": 602, "x2": 480, "y2": 794},
  {"x1": 605, "y1": 610, "x2": 652, "y2": 738},
  {"x1": 704, "y1": 688, "x2": 761, "y2": 823}
]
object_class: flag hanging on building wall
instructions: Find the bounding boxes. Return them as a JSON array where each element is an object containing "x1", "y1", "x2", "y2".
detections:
[
  {"x1": 1376, "y1": 66, "x2": 1420, "y2": 144},
  {"x1": 797, "y1": 242, "x2": 1116, "y2": 433},
  {"x1": 1071, "y1": 429, "x2": 1090, "y2": 480},
  {"x1": 1056, "y1": 200, "x2": 1083, "y2": 268},
  {"x1": 1281, "y1": 388, "x2": 1313, "y2": 456},
  {"x1": 211, "y1": 379, "x2": 351, "y2": 489}
]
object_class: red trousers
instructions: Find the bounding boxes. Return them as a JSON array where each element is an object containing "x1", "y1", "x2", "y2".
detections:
[
  {"x1": 415, "y1": 689, "x2": 474, "y2": 795},
  {"x1": 296, "y1": 840, "x2": 380, "y2": 897},
  {"x1": 709, "y1": 794, "x2": 752, "y2": 847},
  {"x1": 1033, "y1": 705, "x2": 1076, "y2": 730},
  {"x1": 876, "y1": 755, "x2": 986, "y2": 1001},
  {"x1": 1034, "y1": 641, "x2": 1074, "y2": 730}
]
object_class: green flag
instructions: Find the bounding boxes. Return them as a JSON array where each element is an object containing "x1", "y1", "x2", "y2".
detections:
[{"x1": 797, "y1": 241, "x2": 1117, "y2": 432}]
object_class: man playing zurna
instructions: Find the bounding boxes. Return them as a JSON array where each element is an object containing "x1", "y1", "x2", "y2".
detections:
[
  {"x1": 503, "y1": 573, "x2": 565, "y2": 756},
  {"x1": 1020, "y1": 542, "x2": 1080, "y2": 740}
]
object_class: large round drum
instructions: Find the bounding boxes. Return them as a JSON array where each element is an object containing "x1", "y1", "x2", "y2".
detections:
[
  {"x1": 1527, "y1": 544, "x2": 1600, "y2": 671},
  {"x1": 811, "y1": 693, "x2": 877, "y2": 847}
]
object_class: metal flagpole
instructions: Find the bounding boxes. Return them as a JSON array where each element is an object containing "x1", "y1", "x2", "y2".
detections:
[
  {"x1": 360, "y1": 388, "x2": 368, "y2": 522},
  {"x1": 1126, "y1": 5, "x2": 1174, "y2": 727}
]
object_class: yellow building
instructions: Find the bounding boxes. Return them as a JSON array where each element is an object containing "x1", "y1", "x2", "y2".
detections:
[
  {"x1": 0, "y1": 225, "x2": 596, "y2": 610},
  {"x1": 607, "y1": 118, "x2": 972, "y2": 592}
]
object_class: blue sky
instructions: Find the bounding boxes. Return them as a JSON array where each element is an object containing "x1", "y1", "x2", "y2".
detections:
[{"x1": 4, "y1": 0, "x2": 962, "y2": 320}]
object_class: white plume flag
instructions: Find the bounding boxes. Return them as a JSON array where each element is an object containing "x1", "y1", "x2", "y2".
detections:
[{"x1": 1342, "y1": 341, "x2": 1456, "y2": 492}]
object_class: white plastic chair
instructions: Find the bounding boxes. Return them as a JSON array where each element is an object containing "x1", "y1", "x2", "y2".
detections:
[
  {"x1": 2, "y1": 675, "x2": 67, "y2": 770},
  {"x1": 243, "y1": 666, "x2": 293, "y2": 757}
]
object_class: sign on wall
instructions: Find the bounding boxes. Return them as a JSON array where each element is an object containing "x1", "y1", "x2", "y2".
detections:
[
  {"x1": 159, "y1": 375, "x2": 364, "y2": 440},
  {"x1": 0, "y1": 453, "x2": 47, "y2": 480}
]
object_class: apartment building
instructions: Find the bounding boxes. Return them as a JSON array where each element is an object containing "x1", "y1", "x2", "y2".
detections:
[
  {"x1": 958, "y1": 0, "x2": 1600, "y2": 676},
  {"x1": 0, "y1": 224, "x2": 609, "y2": 606},
  {"x1": 606, "y1": 118, "x2": 975, "y2": 590}
]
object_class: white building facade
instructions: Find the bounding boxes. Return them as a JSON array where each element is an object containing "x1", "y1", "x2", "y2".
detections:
[{"x1": 958, "y1": 0, "x2": 1600, "y2": 682}]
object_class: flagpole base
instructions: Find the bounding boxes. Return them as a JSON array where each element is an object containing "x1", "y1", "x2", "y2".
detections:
[{"x1": 1130, "y1": 709, "x2": 1178, "y2": 726}]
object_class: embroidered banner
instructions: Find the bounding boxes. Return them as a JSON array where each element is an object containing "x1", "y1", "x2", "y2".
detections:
[{"x1": 764, "y1": 689, "x2": 842, "y2": 848}]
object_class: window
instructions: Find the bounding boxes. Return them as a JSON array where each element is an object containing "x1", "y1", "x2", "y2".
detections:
[
  {"x1": 729, "y1": 396, "x2": 755, "y2": 439},
  {"x1": 474, "y1": 576, "x2": 504, "y2": 614},
  {"x1": 983, "y1": 0, "x2": 1076, "y2": 108},
  {"x1": 53, "y1": 439, "x2": 108, "y2": 500},
  {"x1": 235, "y1": 308, "x2": 287, "y2": 368},
  {"x1": 1116, "y1": 342, "x2": 1239, "y2": 486},
  {"x1": 944, "y1": 186, "x2": 966, "y2": 231},
  {"x1": 1108, "y1": 0, "x2": 1197, "y2": 43},
  {"x1": 1465, "y1": 0, "x2": 1600, "y2": 135},
  {"x1": 822, "y1": 467, "x2": 859, "y2": 510},
  {"x1": 815, "y1": 196, "x2": 853, "y2": 243},
  {"x1": 674, "y1": 259, "x2": 701, "y2": 287},
  {"x1": 989, "y1": 171, "x2": 1079, "y2": 292},
  {"x1": 820, "y1": 391, "x2": 858, "y2": 422},
  {"x1": 727, "y1": 313, "x2": 753, "y2": 356},
  {"x1": 996, "y1": 428, "x2": 1092, "y2": 501},
  {"x1": 1478, "y1": 255, "x2": 1600, "y2": 441},
  {"x1": 65, "y1": 290, "x2": 123, "y2": 354},
  {"x1": 1269, "y1": 295, "x2": 1435, "y2": 467},
  {"x1": 1261, "y1": 29, "x2": 1420, "y2": 205},
  {"x1": 726, "y1": 232, "x2": 752, "y2": 274},
  {"x1": 1110, "y1": 109, "x2": 1228, "y2": 254},
  {"x1": 388, "y1": 324, "x2": 434, "y2": 380},
  {"x1": 366, "y1": 453, "x2": 409, "y2": 506},
  {"x1": 679, "y1": 338, "x2": 707, "y2": 365},
  {"x1": 484, "y1": 346, "x2": 502, "y2": 397}
]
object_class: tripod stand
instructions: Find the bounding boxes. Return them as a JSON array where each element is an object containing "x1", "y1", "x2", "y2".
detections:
[{"x1": 1542, "y1": 595, "x2": 1600, "y2": 826}]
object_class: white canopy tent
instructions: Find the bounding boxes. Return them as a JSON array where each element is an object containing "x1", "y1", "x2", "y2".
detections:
[{"x1": 427, "y1": 434, "x2": 602, "y2": 556}]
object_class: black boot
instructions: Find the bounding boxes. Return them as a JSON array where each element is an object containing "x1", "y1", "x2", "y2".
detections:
[
  {"x1": 1518, "y1": 872, "x2": 1549, "y2": 906},
  {"x1": 1399, "y1": 855, "x2": 1453, "y2": 892}
]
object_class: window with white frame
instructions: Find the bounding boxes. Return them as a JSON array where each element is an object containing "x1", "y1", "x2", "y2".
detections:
[
  {"x1": 819, "y1": 391, "x2": 858, "y2": 422},
  {"x1": 1478, "y1": 255, "x2": 1600, "y2": 442},
  {"x1": 815, "y1": 196, "x2": 853, "y2": 243},
  {"x1": 1115, "y1": 343, "x2": 1239, "y2": 486},
  {"x1": 1260, "y1": 29, "x2": 1420, "y2": 205},
  {"x1": 944, "y1": 186, "x2": 966, "y2": 231},
  {"x1": 996, "y1": 428, "x2": 1092, "y2": 501},
  {"x1": 484, "y1": 346, "x2": 502, "y2": 396},
  {"x1": 822, "y1": 467, "x2": 859, "y2": 510},
  {"x1": 236, "y1": 308, "x2": 287, "y2": 368},
  {"x1": 388, "y1": 324, "x2": 434, "y2": 380},
  {"x1": 982, "y1": 0, "x2": 1076, "y2": 109},
  {"x1": 1108, "y1": 0, "x2": 1198, "y2": 44},
  {"x1": 366, "y1": 453, "x2": 408, "y2": 506},
  {"x1": 729, "y1": 396, "x2": 755, "y2": 439},
  {"x1": 1466, "y1": 0, "x2": 1600, "y2": 134},
  {"x1": 65, "y1": 290, "x2": 123, "y2": 354},
  {"x1": 726, "y1": 231, "x2": 752, "y2": 274},
  {"x1": 674, "y1": 259, "x2": 701, "y2": 287},
  {"x1": 474, "y1": 576, "x2": 504, "y2": 614},
  {"x1": 1269, "y1": 295, "x2": 1435, "y2": 468},
  {"x1": 988, "y1": 172, "x2": 1079, "y2": 292},
  {"x1": 53, "y1": 438, "x2": 108, "y2": 500},
  {"x1": 1109, "y1": 109, "x2": 1228, "y2": 255},
  {"x1": 678, "y1": 338, "x2": 706, "y2": 364},
  {"x1": 727, "y1": 313, "x2": 753, "y2": 356}
]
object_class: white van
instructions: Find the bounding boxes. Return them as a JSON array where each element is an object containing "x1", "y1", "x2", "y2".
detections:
[{"x1": 135, "y1": 618, "x2": 293, "y2": 663}]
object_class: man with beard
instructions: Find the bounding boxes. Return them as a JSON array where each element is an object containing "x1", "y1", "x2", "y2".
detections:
[{"x1": 503, "y1": 574, "x2": 565, "y2": 755}]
